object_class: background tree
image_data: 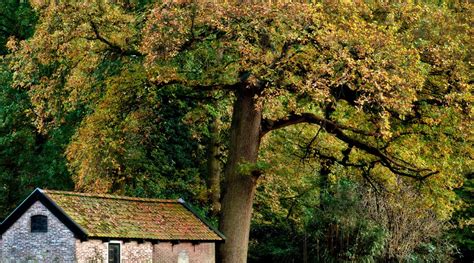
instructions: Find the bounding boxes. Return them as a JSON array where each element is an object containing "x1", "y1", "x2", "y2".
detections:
[
  {"x1": 451, "y1": 172, "x2": 474, "y2": 262},
  {"x1": 0, "y1": 0, "x2": 37, "y2": 55},
  {"x1": 0, "y1": 0, "x2": 74, "y2": 219},
  {"x1": 6, "y1": 1, "x2": 215, "y2": 203}
]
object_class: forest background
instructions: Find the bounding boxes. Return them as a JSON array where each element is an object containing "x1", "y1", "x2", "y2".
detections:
[{"x1": 0, "y1": 0, "x2": 472, "y2": 262}]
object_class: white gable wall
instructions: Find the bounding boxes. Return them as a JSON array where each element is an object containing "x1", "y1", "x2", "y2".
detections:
[{"x1": 0, "y1": 201, "x2": 76, "y2": 262}]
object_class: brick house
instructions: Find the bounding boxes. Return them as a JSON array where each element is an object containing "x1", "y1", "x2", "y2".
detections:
[{"x1": 0, "y1": 188, "x2": 224, "y2": 262}]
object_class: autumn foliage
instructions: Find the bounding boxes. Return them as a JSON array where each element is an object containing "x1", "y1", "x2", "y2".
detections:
[{"x1": 0, "y1": 0, "x2": 472, "y2": 262}]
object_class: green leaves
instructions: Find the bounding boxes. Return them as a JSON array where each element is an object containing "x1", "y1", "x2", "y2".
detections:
[{"x1": 0, "y1": 58, "x2": 73, "y2": 220}]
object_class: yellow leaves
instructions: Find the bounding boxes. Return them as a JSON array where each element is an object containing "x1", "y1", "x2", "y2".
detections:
[
  {"x1": 65, "y1": 61, "x2": 150, "y2": 186},
  {"x1": 5, "y1": 37, "x2": 20, "y2": 52},
  {"x1": 378, "y1": 111, "x2": 392, "y2": 139},
  {"x1": 6, "y1": 1, "x2": 147, "y2": 133},
  {"x1": 142, "y1": 4, "x2": 192, "y2": 62}
]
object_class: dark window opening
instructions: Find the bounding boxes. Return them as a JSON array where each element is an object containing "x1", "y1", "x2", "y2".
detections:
[
  {"x1": 31, "y1": 215, "x2": 47, "y2": 233},
  {"x1": 108, "y1": 243, "x2": 121, "y2": 263}
]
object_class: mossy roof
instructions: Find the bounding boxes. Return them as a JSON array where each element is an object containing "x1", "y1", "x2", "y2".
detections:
[{"x1": 42, "y1": 190, "x2": 223, "y2": 241}]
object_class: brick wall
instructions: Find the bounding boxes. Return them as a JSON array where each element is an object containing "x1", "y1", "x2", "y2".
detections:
[
  {"x1": 76, "y1": 239, "x2": 215, "y2": 263},
  {"x1": 76, "y1": 240, "x2": 154, "y2": 263},
  {"x1": 153, "y1": 242, "x2": 216, "y2": 263},
  {"x1": 123, "y1": 241, "x2": 153, "y2": 262},
  {"x1": 0, "y1": 201, "x2": 76, "y2": 263},
  {"x1": 75, "y1": 239, "x2": 107, "y2": 263}
]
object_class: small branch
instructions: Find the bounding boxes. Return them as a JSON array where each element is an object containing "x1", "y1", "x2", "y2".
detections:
[
  {"x1": 308, "y1": 149, "x2": 367, "y2": 169},
  {"x1": 303, "y1": 127, "x2": 322, "y2": 159},
  {"x1": 362, "y1": 163, "x2": 381, "y2": 193},
  {"x1": 309, "y1": 149, "x2": 382, "y2": 192},
  {"x1": 341, "y1": 144, "x2": 353, "y2": 164},
  {"x1": 189, "y1": 3, "x2": 197, "y2": 41},
  {"x1": 176, "y1": 24, "x2": 226, "y2": 53},
  {"x1": 269, "y1": 39, "x2": 301, "y2": 69}
]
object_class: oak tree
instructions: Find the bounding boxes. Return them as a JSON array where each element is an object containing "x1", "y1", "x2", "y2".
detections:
[{"x1": 141, "y1": 2, "x2": 472, "y2": 262}]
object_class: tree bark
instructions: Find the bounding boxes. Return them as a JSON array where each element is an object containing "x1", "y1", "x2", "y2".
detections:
[
  {"x1": 207, "y1": 115, "x2": 221, "y2": 215},
  {"x1": 219, "y1": 86, "x2": 262, "y2": 263}
]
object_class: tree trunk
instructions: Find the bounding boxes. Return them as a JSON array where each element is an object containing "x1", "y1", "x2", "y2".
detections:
[
  {"x1": 207, "y1": 115, "x2": 221, "y2": 215},
  {"x1": 219, "y1": 87, "x2": 262, "y2": 263},
  {"x1": 303, "y1": 229, "x2": 308, "y2": 263}
]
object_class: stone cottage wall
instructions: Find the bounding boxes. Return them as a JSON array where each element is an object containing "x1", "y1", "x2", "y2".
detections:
[{"x1": 0, "y1": 201, "x2": 76, "y2": 263}]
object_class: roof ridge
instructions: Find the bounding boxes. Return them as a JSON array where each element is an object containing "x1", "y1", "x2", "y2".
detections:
[{"x1": 42, "y1": 189, "x2": 178, "y2": 203}]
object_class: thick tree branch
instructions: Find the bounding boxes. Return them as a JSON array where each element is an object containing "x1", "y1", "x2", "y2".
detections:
[
  {"x1": 150, "y1": 78, "x2": 242, "y2": 92},
  {"x1": 306, "y1": 149, "x2": 382, "y2": 192},
  {"x1": 88, "y1": 21, "x2": 142, "y2": 57},
  {"x1": 262, "y1": 112, "x2": 438, "y2": 180},
  {"x1": 261, "y1": 112, "x2": 379, "y2": 138},
  {"x1": 150, "y1": 70, "x2": 252, "y2": 93}
]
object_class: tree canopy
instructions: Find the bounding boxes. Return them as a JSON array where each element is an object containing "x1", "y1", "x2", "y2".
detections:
[{"x1": 1, "y1": 1, "x2": 472, "y2": 262}]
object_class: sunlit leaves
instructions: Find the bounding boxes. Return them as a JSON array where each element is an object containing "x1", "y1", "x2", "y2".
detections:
[
  {"x1": 9, "y1": 2, "x2": 140, "y2": 132},
  {"x1": 140, "y1": 0, "x2": 473, "y2": 220}
]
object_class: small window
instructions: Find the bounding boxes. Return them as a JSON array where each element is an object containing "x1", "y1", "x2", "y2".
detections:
[
  {"x1": 178, "y1": 250, "x2": 189, "y2": 263},
  {"x1": 108, "y1": 243, "x2": 121, "y2": 263},
  {"x1": 31, "y1": 215, "x2": 47, "y2": 233}
]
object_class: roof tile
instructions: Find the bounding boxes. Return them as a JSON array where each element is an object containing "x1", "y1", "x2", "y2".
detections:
[{"x1": 43, "y1": 190, "x2": 222, "y2": 241}]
